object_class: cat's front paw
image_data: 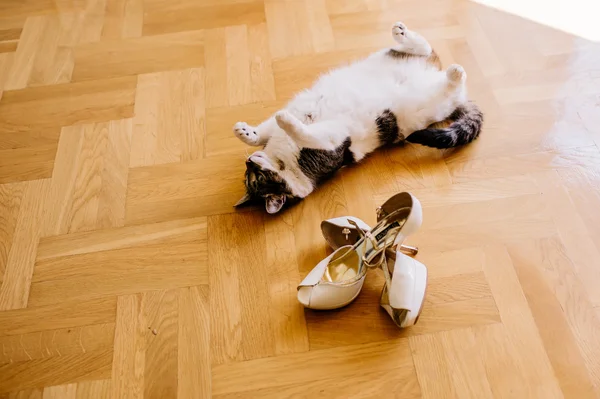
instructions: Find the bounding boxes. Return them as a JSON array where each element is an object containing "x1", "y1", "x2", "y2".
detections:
[
  {"x1": 446, "y1": 64, "x2": 466, "y2": 83},
  {"x1": 234, "y1": 122, "x2": 259, "y2": 145},
  {"x1": 275, "y1": 110, "x2": 301, "y2": 133}
]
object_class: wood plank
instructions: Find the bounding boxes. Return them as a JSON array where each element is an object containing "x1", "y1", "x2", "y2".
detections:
[
  {"x1": 508, "y1": 237, "x2": 600, "y2": 397},
  {"x1": 75, "y1": 380, "x2": 111, "y2": 399},
  {"x1": 307, "y1": 294, "x2": 499, "y2": 350},
  {"x1": 208, "y1": 212, "x2": 275, "y2": 365},
  {"x1": 110, "y1": 294, "x2": 144, "y2": 399},
  {"x1": 42, "y1": 119, "x2": 133, "y2": 235},
  {"x1": 247, "y1": 23, "x2": 276, "y2": 103},
  {"x1": 417, "y1": 247, "x2": 485, "y2": 279},
  {"x1": 410, "y1": 332, "x2": 459, "y2": 399},
  {"x1": 0, "y1": 297, "x2": 116, "y2": 336},
  {"x1": 0, "y1": 323, "x2": 115, "y2": 363},
  {"x1": 225, "y1": 26, "x2": 252, "y2": 106},
  {"x1": 0, "y1": 0, "x2": 86, "y2": 16},
  {"x1": 143, "y1": 290, "x2": 179, "y2": 398},
  {"x1": 203, "y1": 24, "x2": 275, "y2": 109},
  {"x1": 111, "y1": 290, "x2": 179, "y2": 399},
  {"x1": 130, "y1": 68, "x2": 205, "y2": 167},
  {"x1": 557, "y1": 167, "x2": 600, "y2": 253},
  {"x1": 72, "y1": 31, "x2": 204, "y2": 81},
  {"x1": 417, "y1": 193, "x2": 546, "y2": 231},
  {"x1": 26, "y1": 15, "x2": 74, "y2": 87},
  {"x1": 0, "y1": 182, "x2": 25, "y2": 281},
  {"x1": 37, "y1": 217, "x2": 207, "y2": 261},
  {"x1": 0, "y1": 350, "x2": 112, "y2": 393},
  {"x1": 411, "y1": 214, "x2": 555, "y2": 253},
  {"x1": 143, "y1": 0, "x2": 265, "y2": 36},
  {"x1": 29, "y1": 220, "x2": 207, "y2": 306},
  {"x1": 101, "y1": 0, "x2": 143, "y2": 40},
  {"x1": 4, "y1": 16, "x2": 46, "y2": 90},
  {"x1": 203, "y1": 27, "x2": 228, "y2": 109},
  {"x1": 0, "y1": 28, "x2": 22, "y2": 41},
  {"x1": 265, "y1": 0, "x2": 330, "y2": 59},
  {"x1": 424, "y1": 272, "x2": 490, "y2": 306},
  {"x1": 0, "y1": 77, "x2": 136, "y2": 132},
  {"x1": 125, "y1": 192, "x2": 251, "y2": 225},
  {"x1": 472, "y1": 324, "x2": 537, "y2": 399},
  {"x1": 0, "y1": 41, "x2": 18, "y2": 54},
  {"x1": 0, "y1": 52, "x2": 14, "y2": 96},
  {"x1": 482, "y1": 246, "x2": 563, "y2": 398},
  {"x1": 97, "y1": 119, "x2": 133, "y2": 229},
  {"x1": 125, "y1": 156, "x2": 247, "y2": 225},
  {"x1": 437, "y1": 328, "x2": 494, "y2": 398},
  {"x1": 448, "y1": 146, "x2": 600, "y2": 183},
  {"x1": 178, "y1": 286, "x2": 211, "y2": 398},
  {"x1": 69, "y1": 0, "x2": 107, "y2": 45},
  {"x1": 0, "y1": 143, "x2": 58, "y2": 184},
  {"x1": 212, "y1": 339, "x2": 414, "y2": 396},
  {"x1": 0, "y1": 15, "x2": 26, "y2": 31},
  {"x1": 263, "y1": 213, "x2": 309, "y2": 355},
  {"x1": 1, "y1": 388, "x2": 43, "y2": 398},
  {"x1": 535, "y1": 170, "x2": 600, "y2": 306},
  {"x1": 0, "y1": 127, "x2": 60, "y2": 151},
  {"x1": 0, "y1": 179, "x2": 50, "y2": 310},
  {"x1": 373, "y1": 174, "x2": 541, "y2": 208},
  {"x1": 214, "y1": 368, "x2": 420, "y2": 399},
  {"x1": 41, "y1": 384, "x2": 76, "y2": 399}
]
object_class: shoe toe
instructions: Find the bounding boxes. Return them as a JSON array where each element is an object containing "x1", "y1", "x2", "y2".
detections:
[{"x1": 297, "y1": 286, "x2": 312, "y2": 307}]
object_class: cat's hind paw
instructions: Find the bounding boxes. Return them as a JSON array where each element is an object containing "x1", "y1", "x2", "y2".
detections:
[
  {"x1": 392, "y1": 22, "x2": 407, "y2": 40},
  {"x1": 391, "y1": 22, "x2": 432, "y2": 56},
  {"x1": 234, "y1": 122, "x2": 260, "y2": 145}
]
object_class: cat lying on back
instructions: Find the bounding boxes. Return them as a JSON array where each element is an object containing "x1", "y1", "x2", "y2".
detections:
[{"x1": 234, "y1": 21, "x2": 483, "y2": 214}]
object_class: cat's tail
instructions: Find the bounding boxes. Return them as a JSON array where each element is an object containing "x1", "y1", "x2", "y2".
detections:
[{"x1": 406, "y1": 102, "x2": 483, "y2": 149}]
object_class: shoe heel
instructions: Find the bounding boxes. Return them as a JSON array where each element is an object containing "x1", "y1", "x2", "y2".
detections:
[
  {"x1": 380, "y1": 253, "x2": 428, "y2": 328},
  {"x1": 380, "y1": 285, "x2": 410, "y2": 328}
]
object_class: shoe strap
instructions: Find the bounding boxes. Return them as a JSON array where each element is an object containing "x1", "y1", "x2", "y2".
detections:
[{"x1": 347, "y1": 219, "x2": 387, "y2": 270}]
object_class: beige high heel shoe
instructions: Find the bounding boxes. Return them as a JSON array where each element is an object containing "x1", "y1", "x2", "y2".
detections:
[
  {"x1": 297, "y1": 193, "x2": 422, "y2": 310},
  {"x1": 319, "y1": 193, "x2": 427, "y2": 327}
]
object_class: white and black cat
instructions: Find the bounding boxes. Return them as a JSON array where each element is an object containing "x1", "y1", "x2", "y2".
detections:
[{"x1": 234, "y1": 21, "x2": 483, "y2": 214}]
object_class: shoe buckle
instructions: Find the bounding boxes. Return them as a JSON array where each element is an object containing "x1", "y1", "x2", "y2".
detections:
[{"x1": 342, "y1": 228, "x2": 351, "y2": 241}]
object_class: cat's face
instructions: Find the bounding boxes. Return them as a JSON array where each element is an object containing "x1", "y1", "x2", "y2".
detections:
[{"x1": 235, "y1": 152, "x2": 293, "y2": 214}]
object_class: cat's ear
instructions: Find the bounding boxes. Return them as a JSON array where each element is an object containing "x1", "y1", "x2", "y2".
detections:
[
  {"x1": 234, "y1": 193, "x2": 252, "y2": 207},
  {"x1": 265, "y1": 195, "x2": 286, "y2": 214}
]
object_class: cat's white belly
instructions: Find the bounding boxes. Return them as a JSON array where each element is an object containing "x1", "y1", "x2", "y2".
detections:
[
  {"x1": 282, "y1": 61, "x2": 446, "y2": 159},
  {"x1": 289, "y1": 61, "x2": 444, "y2": 123}
]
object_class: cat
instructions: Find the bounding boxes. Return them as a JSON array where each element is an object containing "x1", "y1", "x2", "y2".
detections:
[{"x1": 233, "y1": 21, "x2": 483, "y2": 214}]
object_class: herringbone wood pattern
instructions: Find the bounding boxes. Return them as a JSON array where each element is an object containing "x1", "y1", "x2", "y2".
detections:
[{"x1": 1, "y1": 0, "x2": 600, "y2": 397}]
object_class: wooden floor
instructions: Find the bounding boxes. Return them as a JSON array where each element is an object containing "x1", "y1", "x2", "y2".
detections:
[{"x1": 1, "y1": 0, "x2": 600, "y2": 397}]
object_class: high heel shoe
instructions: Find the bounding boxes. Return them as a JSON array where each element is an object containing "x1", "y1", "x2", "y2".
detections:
[
  {"x1": 320, "y1": 192, "x2": 421, "y2": 254},
  {"x1": 378, "y1": 250, "x2": 428, "y2": 327},
  {"x1": 297, "y1": 193, "x2": 422, "y2": 310}
]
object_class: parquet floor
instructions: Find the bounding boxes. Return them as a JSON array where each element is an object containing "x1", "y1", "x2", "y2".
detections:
[{"x1": 1, "y1": 0, "x2": 600, "y2": 397}]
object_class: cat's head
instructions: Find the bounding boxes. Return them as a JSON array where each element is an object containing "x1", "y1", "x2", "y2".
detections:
[{"x1": 235, "y1": 151, "x2": 293, "y2": 214}]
